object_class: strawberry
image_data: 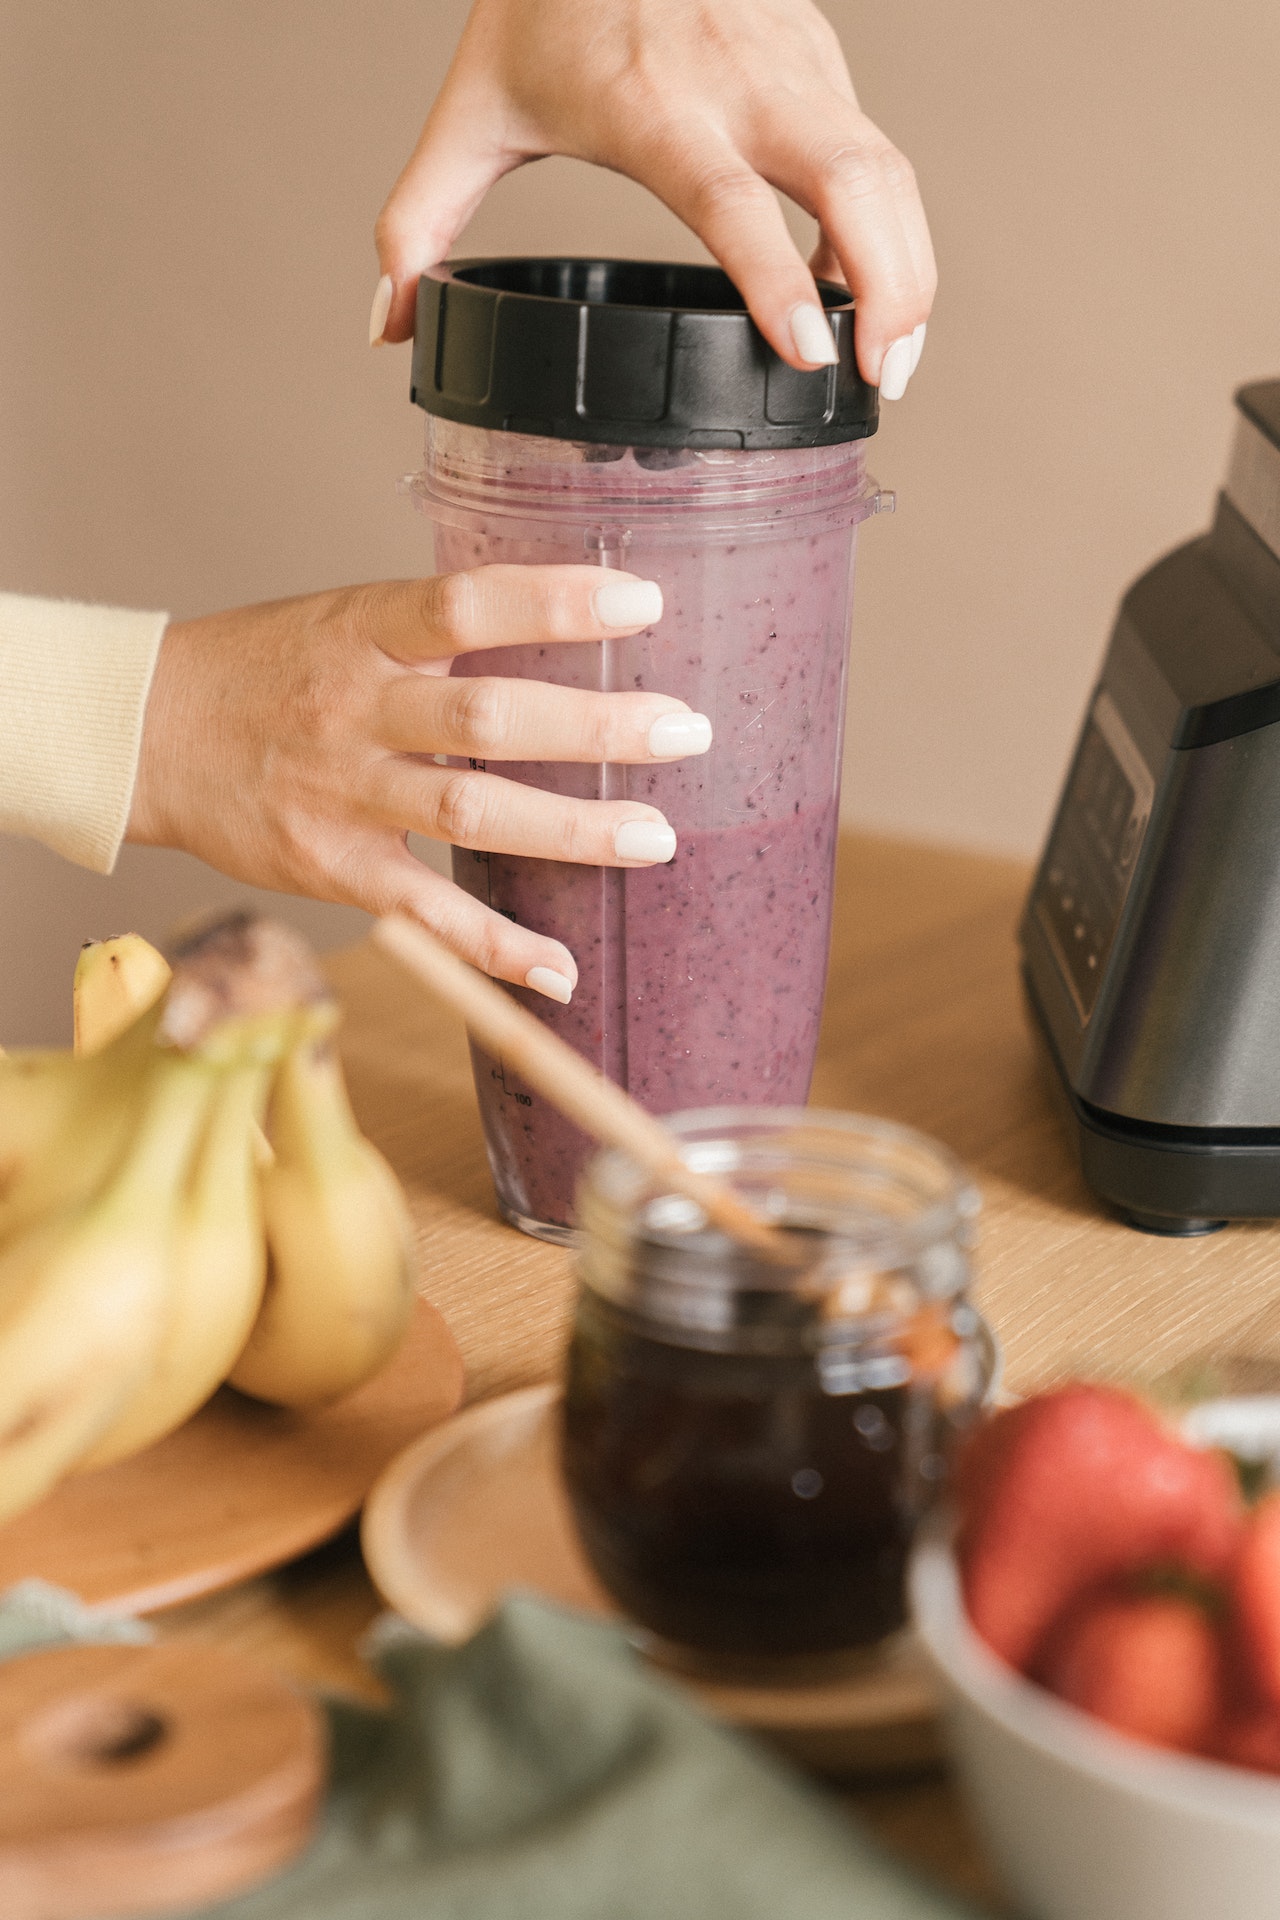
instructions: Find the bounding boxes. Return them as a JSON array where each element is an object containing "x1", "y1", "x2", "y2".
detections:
[
  {"x1": 956, "y1": 1384, "x2": 1242, "y2": 1671},
  {"x1": 952, "y1": 1395, "x2": 1036, "y2": 1512},
  {"x1": 1041, "y1": 1590, "x2": 1223, "y2": 1753},
  {"x1": 1217, "y1": 1709, "x2": 1280, "y2": 1775},
  {"x1": 1232, "y1": 1490, "x2": 1280, "y2": 1711}
]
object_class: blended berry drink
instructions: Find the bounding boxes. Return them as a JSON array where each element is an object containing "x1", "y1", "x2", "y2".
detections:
[{"x1": 407, "y1": 260, "x2": 885, "y2": 1239}]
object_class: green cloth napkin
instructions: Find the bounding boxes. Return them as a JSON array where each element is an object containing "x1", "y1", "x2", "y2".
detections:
[{"x1": 0, "y1": 1584, "x2": 982, "y2": 1920}]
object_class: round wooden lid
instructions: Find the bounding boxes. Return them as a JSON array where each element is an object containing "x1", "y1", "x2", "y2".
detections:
[{"x1": 0, "y1": 1639, "x2": 325, "y2": 1919}]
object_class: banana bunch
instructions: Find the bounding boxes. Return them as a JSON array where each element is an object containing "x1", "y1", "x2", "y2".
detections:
[{"x1": 0, "y1": 918, "x2": 417, "y2": 1525}]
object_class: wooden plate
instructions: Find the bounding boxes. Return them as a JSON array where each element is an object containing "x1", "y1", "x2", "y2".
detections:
[
  {"x1": 0, "y1": 1639, "x2": 325, "y2": 1919},
  {"x1": 362, "y1": 1384, "x2": 942, "y2": 1777},
  {"x1": 0, "y1": 1297, "x2": 464, "y2": 1614}
]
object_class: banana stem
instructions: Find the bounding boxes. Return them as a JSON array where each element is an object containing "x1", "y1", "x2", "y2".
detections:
[
  {"x1": 188, "y1": 1053, "x2": 275, "y2": 1207},
  {"x1": 266, "y1": 1016, "x2": 354, "y2": 1173},
  {"x1": 99, "y1": 1051, "x2": 224, "y2": 1226}
]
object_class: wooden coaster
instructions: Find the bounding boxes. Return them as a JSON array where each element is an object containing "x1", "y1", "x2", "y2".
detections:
[
  {"x1": 0, "y1": 1639, "x2": 325, "y2": 1919},
  {"x1": 362, "y1": 1384, "x2": 942, "y2": 1777},
  {"x1": 0, "y1": 1296, "x2": 464, "y2": 1612}
]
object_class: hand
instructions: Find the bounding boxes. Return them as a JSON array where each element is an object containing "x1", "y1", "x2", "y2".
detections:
[
  {"x1": 128, "y1": 567, "x2": 710, "y2": 1002},
  {"x1": 372, "y1": 0, "x2": 934, "y2": 398}
]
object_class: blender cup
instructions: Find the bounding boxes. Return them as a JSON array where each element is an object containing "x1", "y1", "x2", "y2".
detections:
[{"x1": 406, "y1": 260, "x2": 889, "y2": 1242}]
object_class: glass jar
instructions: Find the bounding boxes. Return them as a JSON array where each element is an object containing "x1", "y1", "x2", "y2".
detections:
[{"x1": 560, "y1": 1108, "x2": 997, "y2": 1675}]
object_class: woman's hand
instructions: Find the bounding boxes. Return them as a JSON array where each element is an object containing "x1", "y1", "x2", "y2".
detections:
[
  {"x1": 128, "y1": 567, "x2": 708, "y2": 1003},
  {"x1": 371, "y1": 0, "x2": 934, "y2": 398}
]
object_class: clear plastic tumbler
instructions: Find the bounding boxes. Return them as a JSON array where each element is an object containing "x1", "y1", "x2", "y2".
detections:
[{"x1": 407, "y1": 260, "x2": 890, "y2": 1241}]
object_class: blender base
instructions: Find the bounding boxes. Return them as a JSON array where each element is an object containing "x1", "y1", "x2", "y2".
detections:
[
  {"x1": 1023, "y1": 976, "x2": 1280, "y2": 1231},
  {"x1": 1119, "y1": 1208, "x2": 1227, "y2": 1238}
]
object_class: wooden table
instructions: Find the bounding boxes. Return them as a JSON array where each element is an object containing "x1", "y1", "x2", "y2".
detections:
[{"x1": 146, "y1": 831, "x2": 1280, "y2": 1912}]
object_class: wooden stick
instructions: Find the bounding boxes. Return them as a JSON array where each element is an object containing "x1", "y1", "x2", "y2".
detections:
[{"x1": 372, "y1": 914, "x2": 798, "y2": 1264}]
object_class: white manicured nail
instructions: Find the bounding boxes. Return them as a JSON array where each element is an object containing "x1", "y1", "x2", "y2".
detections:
[
  {"x1": 878, "y1": 335, "x2": 914, "y2": 401},
  {"x1": 526, "y1": 966, "x2": 574, "y2": 1005},
  {"x1": 614, "y1": 820, "x2": 677, "y2": 864},
  {"x1": 368, "y1": 274, "x2": 393, "y2": 346},
  {"x1": 647, "y1": 711, "x2": 713, "y2": 759},
  {"x1": 909, "y1": 321, "x2": 927, "y2": 374},
  {"x1": 594, "y1": 579, "x2": 664, "y2": 628},
  {"x1": 789, "y1": 304, "x2": 839, "y2": 367}
]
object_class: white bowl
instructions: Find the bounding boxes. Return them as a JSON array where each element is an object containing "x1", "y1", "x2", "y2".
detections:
[{"x1": 909, "y1": 1529, "x2": 1280, "y2": 1920}]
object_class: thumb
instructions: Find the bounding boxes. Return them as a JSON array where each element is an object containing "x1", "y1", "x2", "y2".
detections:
[{"x1": 371, "y1": 91, "x2": 514, "y2": 345}]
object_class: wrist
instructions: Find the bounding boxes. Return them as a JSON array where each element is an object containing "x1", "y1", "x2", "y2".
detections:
[{"x1": 127, "y1": 615, "x2": 193, "y2": 848}]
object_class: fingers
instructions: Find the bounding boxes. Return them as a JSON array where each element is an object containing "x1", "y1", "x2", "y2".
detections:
[
  {"x1": 379, "y1": 674, "x2": 712, "y2": 766},
  {"x1": 373, "y1": 130, "x2": 506, "y2": 344},
  {"x1": 372, "y1": 51, "x2": 527, "y2": 344},
  {"x1": 369, "y1": 761, "x2": 679, "y2": 871},
  {"x1": 764, "y1": 108, "x2": 935, "y2": 394},
  {"x1": 357, "y1": 567, "x2": 664, "y2": 667},
  {"x1": 367, "y1": 849, "x2": 582, "y2": 1002},
  {"x1": 635, "y1": 132, "x2": 839, "y2": 371}
]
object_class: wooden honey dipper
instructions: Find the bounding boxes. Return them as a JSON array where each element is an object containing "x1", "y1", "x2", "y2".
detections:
[{"x1": 373, "y1": 914, "x2": 800, "y2": 1265}]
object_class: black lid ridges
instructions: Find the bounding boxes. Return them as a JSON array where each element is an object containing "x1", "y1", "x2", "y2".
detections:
[{"x1": 411, "y1": 258, "x2": 877, "y2": 450}]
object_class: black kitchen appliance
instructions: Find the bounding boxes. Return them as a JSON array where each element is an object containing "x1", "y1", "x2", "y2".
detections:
[{"x1": 1021, "y1": 381, "x2": 1280, "y2": 1233}]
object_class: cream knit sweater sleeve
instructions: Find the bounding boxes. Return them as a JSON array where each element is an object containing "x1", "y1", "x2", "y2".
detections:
[{"x1": 0, "y1": 593, "x2": 169, "y2": 874}]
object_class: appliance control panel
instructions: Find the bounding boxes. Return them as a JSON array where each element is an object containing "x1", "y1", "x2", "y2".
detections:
[{"x1": 1033, "y1": 690, "x2": 1156, "y2": 1024}]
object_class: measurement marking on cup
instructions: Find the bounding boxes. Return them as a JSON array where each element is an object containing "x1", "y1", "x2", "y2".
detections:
[{"x1": 491, "y1": 1062, "x2": 533, "y2": 1108}]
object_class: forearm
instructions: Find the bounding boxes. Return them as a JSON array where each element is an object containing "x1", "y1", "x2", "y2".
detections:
[{"x1": 0, "y1": 593, "x2": 168, "y2": 873}]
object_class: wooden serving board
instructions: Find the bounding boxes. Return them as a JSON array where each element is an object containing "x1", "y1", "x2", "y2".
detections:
[
  {"x1": 362, "y1": 1385, "x2": 942, "y2": 1777},
  {"x1": 0, "y1": 1296, "x2": 464, "y2": 1613}
]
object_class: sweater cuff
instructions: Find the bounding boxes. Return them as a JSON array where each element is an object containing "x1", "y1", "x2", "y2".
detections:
[{"x1": 0, "y1": 593, "x2": 169, "y2": 874}]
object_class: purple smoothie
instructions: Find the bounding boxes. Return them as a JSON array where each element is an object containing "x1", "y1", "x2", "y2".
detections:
[{"x1": 419, "y1": 426, "x2": 876, "y2": 1237}]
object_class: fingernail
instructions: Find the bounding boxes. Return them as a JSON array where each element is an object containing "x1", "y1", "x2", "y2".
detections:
[
  {"x1": 526, "y1": 966, "x2": 574, "y2": 1005},
  {"x1": 909, "y1": 320, "x2": 927, "y2": 374},
  {"x1": 368, "y1": 273, "x2": 393, "y2": 346},
  {"x1": 647, "y1": 711, "x2": 713, "y2": 759},
  {"x1": 878, "y1": 334, "x2": 914, "y2": 401},
  {"x1": 789, "y1": 303, "x2": 839, "y2": 367},
  {"x1": 615, "y1": 819, "x2": 677, "y2": 864},
  {"x1": 594, "y1": 579, "x2": 664, "y2": 628}
]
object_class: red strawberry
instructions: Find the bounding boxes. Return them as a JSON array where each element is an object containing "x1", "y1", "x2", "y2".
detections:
[
  {"x1": 1218, "y1": 1709, "x2": 1280, "y2": 1775},
  {"x1": 1232, "y1": 1490, "x2": 1280, "y2": 1710},
  {"x1": 956, "y1": 1384, "x2": 1242, "y2": 1671},
  {"x1": 1042, "y1": 1590, "x2": 1223, "y2": 1753},
  {"x1": 952, "y1": 1396, "x2": 1036, "y2": 1511}
]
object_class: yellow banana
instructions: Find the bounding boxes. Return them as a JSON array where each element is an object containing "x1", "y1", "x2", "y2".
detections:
[
  {"x1": 78, "y1": 1016, "x2": 290, "y2": 1470},
  {"x1": 73, "y1": 934, "x2": 172, "y2": 1056},
  {"x1": 0, "y1": 933, "x2": 167, "y2": 1232},
  {"x1": 0, "y1": 1012, "x2": 160, "y2": 1248},
  {"x1": 0, "y1": 1045, "x2": 219, "y2": 1525},
  {"x1": 0, "y1": 911, "x2": 341, "y2": 1509},
  {"x1": 229, "y1": 1004, "x2": 417, "y2": 1407}
]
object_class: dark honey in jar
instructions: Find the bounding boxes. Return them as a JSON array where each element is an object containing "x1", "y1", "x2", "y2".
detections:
[{"x1": 561, "y1": 1109, "x2": 995, "y2": 1671}]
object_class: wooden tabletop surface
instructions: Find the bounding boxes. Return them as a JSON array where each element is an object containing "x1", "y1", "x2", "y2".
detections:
[{"x1": 145, "y1": 831, "x2": 1280, "y2": 1912}]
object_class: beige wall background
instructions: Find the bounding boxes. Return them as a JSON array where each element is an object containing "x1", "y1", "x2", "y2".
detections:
[{"x1": 2, "y1": 0, "x2": 1278, "y2": 1041}]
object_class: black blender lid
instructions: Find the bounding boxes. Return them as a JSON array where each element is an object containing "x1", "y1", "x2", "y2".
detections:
[{"x1": 410, "y1": 257, "x2": 877, "y2": 450}]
